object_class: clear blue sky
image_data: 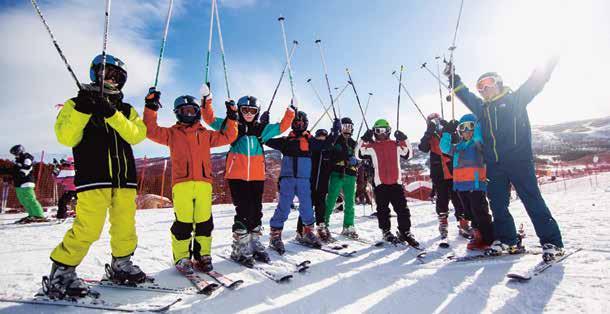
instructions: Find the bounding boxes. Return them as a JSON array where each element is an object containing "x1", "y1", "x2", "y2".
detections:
[{"x1": 0, "y1": 0, "x2": 608, "y2": 159}]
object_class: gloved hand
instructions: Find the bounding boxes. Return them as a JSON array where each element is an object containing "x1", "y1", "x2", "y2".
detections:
[
  {"x1": 332, "y1": 118, "x2": 341, "y2": 134},
  {"x1": 444, "y1": 120, "x2": 459, "y2": 133},
  {"x1": 442, "y1": 61, "x2": 454, "y2": 77},
  {"x1": 145, "y1": 88, "x2": 161, "y2": 111},
  {"x1": 98, "y1": 96, "x2": 117, "y2": 118},
  {"x1": 200, "y1": 82, "x2": 212, "y2": 108},
  {"x1": 394, "y1": 130, "x2": 408, "y2": 141},
  {"x1": 289, "y1": 98, "x2": 298, "y2": 112},
  {"x1": 225, "y1": 100, "x2": 237, "y2": 120},
  {"x1": 74, "y1": 89, "x2": 96, "y2": 114},
  {"x1": 361, "y1": 129, "x2": 374, "y2": 142},
  {"x1": 259, "y1": 111, "x2": 270, "y2": 125},
  {"x1": 425, "y1": 121, "x2": 437, "y2": 135},
  {"x1": 348, "y1": 156, "x2": 359, "y2": 166}
]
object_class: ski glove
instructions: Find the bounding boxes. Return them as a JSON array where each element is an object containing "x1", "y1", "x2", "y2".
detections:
[
  {"x1": 394, "y1": 130, "x2": 408, "y2": 141},
  {"x1": 225, "y1": 100, "x2": 238, "y2": 120},
  {"x1": 361, "y1": 129, "x2": 374, "y2": 142},
  {"x1": 442, "y1": 61, "x2": 454, "y2": 77},
  {"x1": 259, "y1": 111, "x2": 270, "y2": 125},
  {"x1": 200, "y1": 82, "x2": 212, "y2": 108},
  {"x1": 98, "y1": 96, "x2": 117, "y2": 118},
  {"x1": 444, "y1": 120, "x2": 459, "y2": 133},
  {"x1": 348, "y1": 156, "x2": 359, "y2": 166},
  {"x1": 425, "y1": 121, "x2": 437, "y2": 135},
  {"x1": 145, "y1": 89, "x2": 161, "y2": 111},
  {"x1": 332, "y1": 118, "x2": 341, "y2": 134},
  {"x1": 74, "y1": 89, "x2": 96, "y2": 114}
]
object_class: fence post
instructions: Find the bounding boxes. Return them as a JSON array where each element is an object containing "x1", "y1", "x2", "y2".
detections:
[
  {"x1": 139, "y1": 156, "x2": 148, "y2": 195},
  {"x1": 160, "y1": 159, "x2": 168, "y2": 199},
  {"x1": 35, "y1": 150, "x2": 45, "y2": 195}
]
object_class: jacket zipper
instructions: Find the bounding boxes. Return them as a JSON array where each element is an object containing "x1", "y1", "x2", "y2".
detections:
[
  {"x1": 112, "y1": 126, "x2": 122, "y2": 187},
  {"x1": 227, "y1": 155, "x2": 236, "y2": 175},
  {"x1": 514, "y1": 117, "x2": 517, "y2": 146},
  {"x1": 485, "y1": 106, "x2": 500, "y2": 162},
  {"x1": 494, "y1": 106, "x2": 498, "y2": 130},
  {"x1": 247, "y1": 136, "x2": 251, "y2": 180}
]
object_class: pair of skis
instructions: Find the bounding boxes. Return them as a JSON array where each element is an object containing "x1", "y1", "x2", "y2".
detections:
[
  {"x1": 217, "y1": 250, "x2": 310, "y2": 283},
  {"x1": 506, "y1": 248, "x2": 582, "y2": 282}
]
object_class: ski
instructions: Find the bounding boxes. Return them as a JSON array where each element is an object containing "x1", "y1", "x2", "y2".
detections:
[
  {"x1": 177, "y1": 271, "x2": 219, "y2": 295},
  {"x1": 373, "y1": 240, "x2": 427, "y2": 261},
  {"x1": 507, "y1": 248, "x2": 582, "y2": 282},
  {"x1": 448, "y1": 249, "x2": 541, "y2": 263},
  {"x1": 265, "y1": 249, "x2": 312, "y2": 273},
  {"x1": 0, "y1": 294, "x2": 181, "y2": 312},
  {"x1": 203, "y1": 270, "x2": 244, "y2": 289},
  {"x1": 84, "y1": 277, "x2": 195, "y2": 295},
  {"x1": 289, "y1": 240, "x2": 357, "y2": 257},
  {"x1": 217, "y1": 252, "x2": 294, "y2": 283},
  {"x1": 331, "y1": 232, "x2": 384, "y2": 247}
]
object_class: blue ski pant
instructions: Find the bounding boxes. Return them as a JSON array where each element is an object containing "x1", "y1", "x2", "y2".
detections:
[
  {"x1": 487, "y1": 159, "x2": 563, "y2": 247},
  {"x1": 270, "y1": 177, "x2": 315, "y2": 229}
]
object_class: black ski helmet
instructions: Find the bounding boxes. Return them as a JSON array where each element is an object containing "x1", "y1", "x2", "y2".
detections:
[
  {"x1": 9, "y1": 144, "x2": 24, "y2": 156},
  {"x1": 89, "y1": 54, "x2": 127, "y2": 89},
  {"x1": 173, "y1": 95, "x2": 201, "y2": 124},
  {"x1": 292, "y1": 111, "x2": 309, "y2": 132},
  {"x1": 237, "y1": 95, "x2": 260, "y2": 122},
  {"x1": 340, "y1": 117, "x2": 354, "y2": 135},
  {"x1": 315, "y1": 129, "x2": 329, "y2": 138}
]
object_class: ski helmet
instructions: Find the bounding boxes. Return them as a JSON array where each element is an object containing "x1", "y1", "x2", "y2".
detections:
[
  {"x1": 427, "y1": 113, "x2": 441, "y2": 121},
  {"x1": 373, "y1": 119, "x2": 391, "y2": 129},
  {"x1": 89, "y1": 54, "x2": 127, "y2": 89},
  {"x1": 315, "y1": 129, "x2": 329, "y2": 138},
  {"x1": 340, "y1": 117, "x2": 354, "y2": 135},
  {"x1": 9, "y1": 144, "x2": 24, "y2": 156},
  {"x1": 292, "y1": 111, "x2": 309, "y2": 132},
  {"x1": 372, "y1": 119, "x2": 391, "y2": 139},
  {"x1": 476, "y1": 72, "x2": 503, "y2": 92},
  {"x1": 173, "y1": 95, "x2": 201, "y2": 124},
  {"x1": 237, "y1": 95, "x2": 260, "y2": 122},
  {"x1": 458, "y1": 113, "x2": 477, "y2": 134}
]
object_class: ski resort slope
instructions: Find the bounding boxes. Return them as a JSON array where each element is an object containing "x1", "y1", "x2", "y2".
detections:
[{"x1": 0, "y1": 173, "x2": 609, "y2": 313}]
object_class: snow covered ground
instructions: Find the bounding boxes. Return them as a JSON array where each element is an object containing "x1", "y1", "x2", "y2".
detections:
[{"x1": 0, "y1": 173, "x2": 609, "y2": 313}]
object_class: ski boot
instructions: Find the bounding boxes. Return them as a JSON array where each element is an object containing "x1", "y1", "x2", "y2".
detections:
[
  {"x1": 484, "y1": 240, "x2": 525, "y2": 256},
  {"x1": 466, "y1": 229, "x2": 489, "y2": 251},
  {"x1": 438, "y1": 214, "x2": 449, "y2": 239},
  {"x1": 106, "y1": 255, "x2": 147, "y2": 285},
  {"x1": 269, "y1": 227, "x2": 285, "y2": 255},
  {"x1": 316, "y1": 223, "x2": 330, "y2": 242},
  {"x1": 397, "y1": 230, "x2": 420, "y2": 248},
  {"x1": 42, "y1": 262, "x2": 91, "y2": 299},
  {"x1": 297, "y1": 224, "x2": 322, "y2": 248},
  {"x1": 458, "y1": 218, "x2": 473, "y2": 239},
  {"x1": 541, "y1": 243, "x2": 565, "y2": 262},
  {"x1": 341, "y1": 226, "x2": 359, "y2": 239},
  {"x1": 231, "y1": 229, "x2": 255, "y2": 267},
  {"x1": 250, "y1": 226, "x2": 270, "y2": 263},
  {"x1": 193, "y1": 255, "x2": 213, "y2": 272},
  {"x1": 175, "y1": 258, "x2": 195, "y2": 275},
  {"x1": 382, "y1": 229, "x2": 400, "y2": 245}
]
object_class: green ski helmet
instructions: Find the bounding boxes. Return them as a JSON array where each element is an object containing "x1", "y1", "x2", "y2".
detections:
[{"x1": 373, "y1": 119, "x2": 391, "y2": 129}]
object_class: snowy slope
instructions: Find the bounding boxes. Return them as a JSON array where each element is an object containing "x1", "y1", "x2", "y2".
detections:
[{"x1": 1, "y1": 174, "x2": 609, "y2": 313}]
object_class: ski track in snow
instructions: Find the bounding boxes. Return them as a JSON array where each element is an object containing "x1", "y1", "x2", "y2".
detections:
[{"x1": 0, "y1": 174, "x2": 609, "y2": 313}]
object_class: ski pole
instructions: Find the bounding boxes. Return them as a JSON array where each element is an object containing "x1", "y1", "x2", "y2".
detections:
[
  {"x1": 278, "y1": 16, "x2": 297, "y2": 110},
  {"x1": 215, "y1": 1, "x2": 231, "y2": 99},
  {"x1": 310, "y1": 82, "x2": 349, "y2": 131},
  {"x1": 307, "y1": 79, "x2": 334, "y2": 124},
  {"x1": 100, "y1": 0, "x2": 112, "y2": 98},
  {"x1": 345, "y1": 68, "x2": 370, "y2": 130},
  {"x1": 315, "y1": 39, "x2": 338, "y2": 119},
  {"x1": 435, "y1": 56, "x2": 445, "y2": 119},
  {"x1": 204, "y1": 0, "x2": 215, "y2": 84},
  {"x1": 448, "y1": 0, "x2": 465, "y2": 120},
  {"x1": 356, "y1": 92, "x2": 373, "y2": 139},
  {"x1": 420, "y1": 62, "x2": 449, "y2": 89},
  {"x1": 152, "y1": 0, "x2": 174, "y2": 89},
  {"x1": 392, "y1": 71, "x2": 427, "y2": 122},
  {"x1": 266, "y1": 40, "x2": 298, "y2": 113},
  {"x1": 396, "y1": 65, "x2": 404, "y2": 131},
  {"x1": 30, "y1": 0, "x2": 81, "y2": 90}
]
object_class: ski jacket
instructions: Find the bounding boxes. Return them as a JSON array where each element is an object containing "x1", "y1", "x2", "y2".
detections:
[
  {"x1": 452, "y1": 62, "x2": 556, "y2": 164},
  {"x1": 357, "y1": 139, "x2": 412, "y2": 186},
  {"x1": 12, "y1": 153, "x2": 36, "y2": 188},
  {"x1": 326, "y1": 134, "x2": 358, "y2": 177},
  {"x1": 418, "y1": 131, "x2": 455, "y2": 181},
  {"x1": 55, "y1": 91, "x2": 146, "y2": 193},
  {"x1": 203, "y1": 105, "x2": 294, "y2": 181},
  {"x1": 440, "y1": 124, "x2": 487, "y2": 191},
  {"x1": 265, "y1": 131, "x2": 313, "y2": 179},
  {"x1": 144, "y1": 107, "x2": 238, "y2": 186}
]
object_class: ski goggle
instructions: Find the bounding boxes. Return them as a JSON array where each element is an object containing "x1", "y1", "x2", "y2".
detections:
[
  {"x1": 341, "y1": 123, "x2": 353, "y2": 133},
  {"x1": 292, "y1": 120, "x2": 306, "y2": 129},
  {"x1": 315, "y1": 129, "x2": 328, "y2": 137},
  {"x1": 97, "y1": 65, "x2": 126, "y2": 86},
  {"x1": 175, "y1": 104, "x2": 199, "y2": 117},
  {"x1": 458, "y1": 121, "x2": 475, "y2": 132},
  {"x1": 373, "y1": 127, "x2": 389, "y2": 134},
  {"x1": 240, "y1": 106, "x2": 259, "y2": 115},
  {"x1": 476, "y1": 76, "x2": 498, "y2": 92}
]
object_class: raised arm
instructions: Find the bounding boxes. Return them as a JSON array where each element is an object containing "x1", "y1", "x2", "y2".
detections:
[
  {"x1": 452, "y1": 74, "x2": 484, "y2": 118},
  {"x1": 209, "y1": 105, "x2": 239, "y2": 147},
  {"x1": 105, "y1": 105, "x2": 147, "y2": 145},
  {"x1": 512, "y1": 57, "x2": 559, "y2": 109},
  {"x1": 260, "y1": 106, "x2": 295, "y2": 143},
  {"x1": 143, "y1": 107, "x2": 170, "y2": 146},
  {"x1": 55, "y1": 98, "x2": 91, "y2": 148}
]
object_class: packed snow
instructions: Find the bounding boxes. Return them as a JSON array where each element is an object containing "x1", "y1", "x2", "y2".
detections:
[{"x1": 0, "y1": 173, "x2": 609, "y2": 313}]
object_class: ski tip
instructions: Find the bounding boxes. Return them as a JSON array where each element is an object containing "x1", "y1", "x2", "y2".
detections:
[
  {"x1": 277, "y1": 275, "x2": 293, "y2": 283},
  {"x1": 439, "y1": 242, "x2": 450, "y2": 249}
]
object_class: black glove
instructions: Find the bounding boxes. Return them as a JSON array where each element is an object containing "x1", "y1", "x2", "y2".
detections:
[
  {"x1": 361, "y1": 129, "x2": 374, "y2": 142},
  {"x1": 225, "y1": 100, "x2": 237, "y2": 120},
  {"x1": 444, "y1": 120, "x2": 459, "y2": 133},
  {"x1": 442, "y1": 61, "x2": 454, "y2": 77},
  {"x1": 394, "y1": 130, "x2": 408, "y2": 141},
  {"x1": 425, "y1": 121, "x2": 437, "y2": 135},
  {"x1": 99, "y1": 96, "x2": 117, "y2": 118},
  {"x1": 332, "y1": 118, "x2": 341, "y2": 134},
  {"x1": 259, "y1": 111, "x2": 270, "y2": 125},
  {"x1": 145, "y1": 88, "x2": 161, "y2": 111},
  {"x1": 440, "y1": 119, "x2": 448, "y2": 128},
  {"x1": 74, "y1": 89, "x2": 96, "y2": 114}
]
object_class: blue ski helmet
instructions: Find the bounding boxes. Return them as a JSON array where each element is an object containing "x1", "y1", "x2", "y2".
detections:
[
  {"x1": 459, "y1": 113, "x2": 477, "y2": 124},
  {"x1": 89, "y1": 54, "x2": 127, "y2": 89},
  {"x1": 173, "y1": 95, "x2": 201, "y2": 124}
]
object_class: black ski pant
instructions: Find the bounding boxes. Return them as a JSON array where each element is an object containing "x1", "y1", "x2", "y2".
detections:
[
  {"x1": 374, "y1": 184, "x2": 411, "y2": 234},
  {"x1": 57, "y1": 190, "x2": 77, "y2": 219},
  {"x1": 228, "y1": 179, "x2": 265, "y2": 232},
  {"x1": 433, "y1": 179, "x2": 468, "y2": 221},
  {"x1": 458, "y1": 191, "x2": 494, "y2": 245},
  {"x1": 296, "y1": 179, "x2": 328, "y2": 233}
]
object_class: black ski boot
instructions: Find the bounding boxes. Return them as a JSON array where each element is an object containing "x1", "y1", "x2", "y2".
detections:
[
  {"x1": 382, "y1": 229, "x2": 400, "y2": 245},
  {"x1": 42, "y1": 262, "x2": 91, "y2": 299},
  {"x1": 397, "y1": 231, "x2": 420, "y2": 248},
  {"x1": 250, "y1": 226, "x2": 270, "y2": 263},
  {"x1": 106, "y1": 255, "x2": 147, "y2": 285},
  {"x1": 269, "y1": 227, "x2": 285, "y2": 255}
]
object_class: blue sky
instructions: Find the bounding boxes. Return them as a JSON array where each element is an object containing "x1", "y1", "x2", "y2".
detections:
[{"x1": 1, "y1": 0, "x2": 608, "y2": 159}]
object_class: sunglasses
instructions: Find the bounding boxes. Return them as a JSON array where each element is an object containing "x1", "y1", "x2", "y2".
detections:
[
  {"x1": 476, "y1": 76, "x2": 498, "y2": 92},
  {"x1": 373, "y1": 127, "x2": 389, "y2": 134},
  {"x1": 175, "y1": 104, "x2": 199, "y2": 116},
  {"x1": 341, "y1": 124, "x2": 353, "y2": 131},
  {"x1": 240, "y1": 107, "x2": 259, "y2": 115},
  {"x1": 458, "y1": 121, "x2": 475, "y2": 132}
]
